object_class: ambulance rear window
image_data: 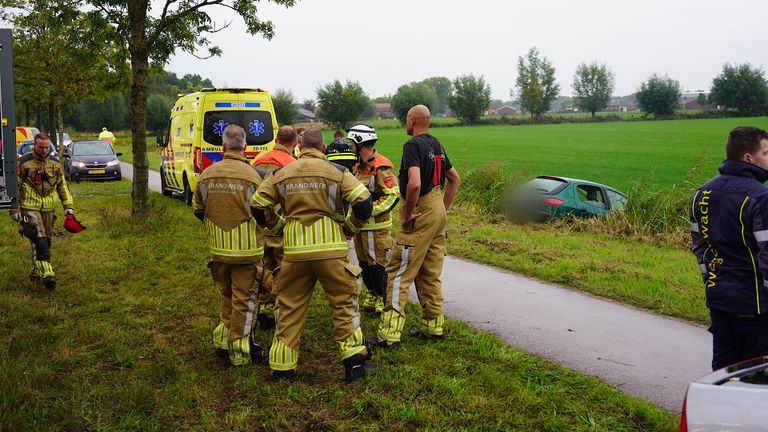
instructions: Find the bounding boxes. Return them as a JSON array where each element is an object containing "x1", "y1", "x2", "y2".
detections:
[{"x1": 203, "y1": 110, "x2": 274, "y2": 146}]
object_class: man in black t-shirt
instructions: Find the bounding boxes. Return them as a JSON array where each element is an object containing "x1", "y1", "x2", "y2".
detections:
[{"x1": 367, "y1": 105, "x2": 461, "y2": 348}]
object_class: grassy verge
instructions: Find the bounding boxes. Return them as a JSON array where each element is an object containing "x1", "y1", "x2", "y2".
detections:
[
  {"x1": 444, "y1": 205, "x2": 706, "y2": 324},
  {"x1": 0, "y1": 181, "x2": 676, "y2": 431}
]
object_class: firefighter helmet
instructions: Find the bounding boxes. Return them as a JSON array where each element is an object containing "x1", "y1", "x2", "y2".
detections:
[{"x1": 347, "y1": 124, "x2": 377, "y2": 146}]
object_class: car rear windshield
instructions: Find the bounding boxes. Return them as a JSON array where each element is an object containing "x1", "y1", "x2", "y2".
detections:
[
  {"x1": 527, "y1": 177, "x2": 568, "y2": 194},
  {"x1": 203, "y1": 110, "x2": 274, "y2": 147},
  {"x1": 74, "y1": 142, "x2": 114, "y2": 156}
]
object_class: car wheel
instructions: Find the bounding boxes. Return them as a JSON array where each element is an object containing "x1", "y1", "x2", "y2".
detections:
[
  {"x1": 183, "y1": 174, "x2": 193, "y2": 206},
  {"x1": 160, "y1": 167, "x2": 173, "y2": 197}
]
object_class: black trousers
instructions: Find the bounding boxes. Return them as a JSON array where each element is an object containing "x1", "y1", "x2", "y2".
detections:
[{"x1": 710, "y1": 308, "x2": 768, "y2": 370}]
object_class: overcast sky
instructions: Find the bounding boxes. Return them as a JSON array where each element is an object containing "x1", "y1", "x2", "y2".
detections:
[{"x1": 166, "y1": 0, "x2": 768, "y2": 102}]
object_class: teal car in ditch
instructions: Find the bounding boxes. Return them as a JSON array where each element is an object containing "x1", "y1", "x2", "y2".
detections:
[{"x1": 508, "y1": 176, "x2": 627, "y2": 222}]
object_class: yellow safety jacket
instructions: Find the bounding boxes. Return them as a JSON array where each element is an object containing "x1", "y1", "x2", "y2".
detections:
[
  {"x1": 353, "y1": 150, "x2": 399, "y2": 231},
  {"x1": 98, "y1": 130, "x2": 115, "y2": 144},
  {"x1": 11, "y1": 153, "x2": 73, "y2": 216},
  {"x1": 193, "y1": 151, "x2": 264, "y2": 264},
  {"x1": 251, "y1": 147, "x2": 371, "y2": 262}
]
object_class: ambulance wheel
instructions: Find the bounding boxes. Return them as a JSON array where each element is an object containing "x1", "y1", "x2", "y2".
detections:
[
  {"x1": 160, "y1": 168, "x2": 173, "y2": 197},
  {"x1": 183, "y1": 175, "x2": 193, "y2": 206}
]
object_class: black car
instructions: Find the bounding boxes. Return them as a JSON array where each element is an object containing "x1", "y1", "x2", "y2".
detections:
[{"x1": 64, "y1": 140, "x2": 122, "y2": 182}]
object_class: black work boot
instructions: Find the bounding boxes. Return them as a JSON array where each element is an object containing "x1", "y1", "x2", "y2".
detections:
[
  {"x1": 408, "y1": 329, "x2": 445, "y2": 340},
  {"x1": 43, "y1": 276, "x2": 56, "y2": 290},
  {"x1": 364, "y1": 335, "x2": 399, "y2": 351},
  {"x1": 250, "y1": 339, "x2": 267, "y2": 365},
  {"x1": 271, "y1": 369, "x2": 297, "y2": 382},
  {"x1": 215, "y1": 348, "x2": 229, "y2": 360},
  {"x1": 343, "y1": 353, "x2": 377, "y2": 382}
]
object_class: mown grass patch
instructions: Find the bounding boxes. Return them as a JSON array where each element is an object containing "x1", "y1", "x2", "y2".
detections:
[{"x1": 0, "y1": 181, "x2": 676, "y2": 431}]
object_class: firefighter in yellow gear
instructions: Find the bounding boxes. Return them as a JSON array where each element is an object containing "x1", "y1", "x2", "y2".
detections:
[
  {"x1": 9, "y1": 133, "x2": 75, "y2": 290},
  {"x1": 251, "y1": 128, "x2": 376, "y2": 382},
  {"x1": 193, "y1": 125, "x2": 268, "y2": 367},
  {"x1": 251, "y1": 125, "x2": 298, "y2": 328},
  {"x1": 368, "y1": 105, "x2": 461, "y2": 348},
  {"x1": 348, "y1": 124, "x2": 399, "y2": 314}
]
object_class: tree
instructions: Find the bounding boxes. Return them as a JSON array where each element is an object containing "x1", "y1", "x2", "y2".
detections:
[
  {"x1": 515, "y1": 47, "x2": 560, "y2": 117},
  {"x1": 446, "y1": 75, "x2": 491, "y2": 125},
  {"x1": 146, "y1": 93, "x2": 174, "y2": 133},
  {"x1": 51, "y1": 0, "x2": 296, "y2": 218},
  {"x1": 697, "y1": 93, "x2": 708, "y2": 106},
  {"x1": 636, "y1": 74, "x2": 681, "y2": 116},
  {"x1": 316, "y1": 80, "x2": 370, "y2": 130},
  {"x1": 420, "y1": 76, "x2": 452, "y2": 114},
  {"x1": 391, "y1": 83, "x2": 438, "y2": 125},
  {"x1": 272, "y1": 89, "x2": 297, "y2": 126},
  {"x1": 710, "y1": 63, "x2": 768, "y2": 116},
  {"x1": 572, "y1": 62, "x2": 615, "y2": 117},
  {"x1": 3, "y1": 0, "x2": 128, "y2": 142}
]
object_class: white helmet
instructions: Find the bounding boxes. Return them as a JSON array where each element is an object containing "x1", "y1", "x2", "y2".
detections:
[{"x1": 347, "y1": 124, "x2": 377, "y2": 146}]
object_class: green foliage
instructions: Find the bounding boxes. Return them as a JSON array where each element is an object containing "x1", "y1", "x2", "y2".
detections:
[
  {"x1": 573, "y1": 62, "x2": 615, "y2": 117},
  {"x1": 316, "y1": 79, "x2": 370, "y2": 130},
  {"x1": 456, "y1": 164, "x2": 530, "y2": 215},
  {"x1": 391, "y1": 83, "x2": 438, "y2": 125},
  {"x1": 65, "y1": 72, "x2": 211, "y2": 132},
  {"x1": 446, "y1": 75, "x2": 492, "y2": 125},
  {"x1": 636, "y1": 74, "x2": 682, "y2": 116},
  {"x1": 516, "y1": 47, "x2": 560, "y2": 117},
  {"x1": 420, "y1": 76, "x2": 452, "y2": 114},
  {"x1": 4, "y1": 0, "x2": 128, "y2": 130},
  {"x1": 146, "y1": 93, "x2": 174, "y2": 133},
  {"x1": 271, "y1": 88, "x2": 297, "y2": 126},
  {"x1": 710, "y1": 63, "x2": 768, "y2": 116}
]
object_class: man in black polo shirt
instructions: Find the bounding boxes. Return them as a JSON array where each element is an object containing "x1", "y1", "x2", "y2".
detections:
[{"x1": 368, "y1": 104, "x2": 461, "y2": 347}]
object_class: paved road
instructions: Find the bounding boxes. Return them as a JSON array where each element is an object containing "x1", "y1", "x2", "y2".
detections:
[{"x1": 121, "y1": 163, "x2": 711, "y2": 411}]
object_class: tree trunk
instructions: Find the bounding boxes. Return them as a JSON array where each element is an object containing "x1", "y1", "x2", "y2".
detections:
[
  {"x1": 48, "y1": 100, "x2": 57, "y2": 145},
  {"x1": 57, "y1": 105, "x2": 64, "y2": 145},
  {"x1": 127, "y1": 0, "x2": 150, "y2": 218}
]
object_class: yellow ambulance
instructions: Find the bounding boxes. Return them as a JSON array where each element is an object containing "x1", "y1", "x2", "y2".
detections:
[{"x1": 158, "y1": 88, "x2": 277, "y2": 204}]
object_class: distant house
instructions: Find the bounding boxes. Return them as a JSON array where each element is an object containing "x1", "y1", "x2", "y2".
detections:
[
  {"x1": 497, "y1": 106, "x2": 519, "y2": 116},
  {"x1": 486, "y1": 107, "x2": 498, "y2": 116},
  {"x1": 375, "y1": 103, "x2": 394, "y2": 119},
  {"x1": 684, "y1": 100, "x2": 718, "y2": 110},
  {"x1": 297, "y1": 107, "x2": 315, "y2": 121}
]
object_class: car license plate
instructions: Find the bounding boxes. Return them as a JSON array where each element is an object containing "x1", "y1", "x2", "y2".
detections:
[{"x1": 89, "y1": 169, "x2": 105, "y2": 174}]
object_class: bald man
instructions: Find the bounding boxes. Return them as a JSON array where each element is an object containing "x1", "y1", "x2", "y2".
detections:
[{"x1": 369, "y1": 105, "x2": 461, "y2": 348}]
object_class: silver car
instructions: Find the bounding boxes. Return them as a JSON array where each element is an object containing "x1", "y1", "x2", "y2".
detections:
[{"x1": 678, "y1": 355, "x2": 768, "y2": 431}]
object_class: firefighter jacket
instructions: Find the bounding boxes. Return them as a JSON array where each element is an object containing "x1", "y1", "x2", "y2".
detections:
[
  {"x1": 251, "y1": 147, "x2": 372, "y2": 262},
  {"x1": 193, "y1": 151, "x2": 264, "y2": 264},
  {"x1": 326, "y1": 140, "x2": 356, "y2": 171},
  {"x1": 251, "y1": 143, "x2": 296, "y2": 171},
  {"x1": 690, "y1": 159, "x2": 768, "y2": 315},
  {"x1": 11, "y1": 153, "x2": 73, "y2": 216},
  {"x1": 252, "y1": 143, "x2": 297, "y2": 246},
  {"x1": 353, "y1": 150, "x2": 399, "y2": 231}
]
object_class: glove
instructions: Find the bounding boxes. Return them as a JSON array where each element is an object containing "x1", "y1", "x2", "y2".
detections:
[
  {"x1": 10, "y1": 213, "x2": 22, "y2": 222},
  {"x1": 63, "y1": 213, "x2": 86, "y2": 233},
  {"x1": 64, "y1": 208, "x2": 74, "y2": 216}
]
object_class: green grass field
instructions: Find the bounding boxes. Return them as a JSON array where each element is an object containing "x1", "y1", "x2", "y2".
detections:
[
  {"x1": 371, "y1": 117, "x2": 768, "y2": 192},
  {"x1": 0, "y1": 181, "x2": 677, "y2": 431}
]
